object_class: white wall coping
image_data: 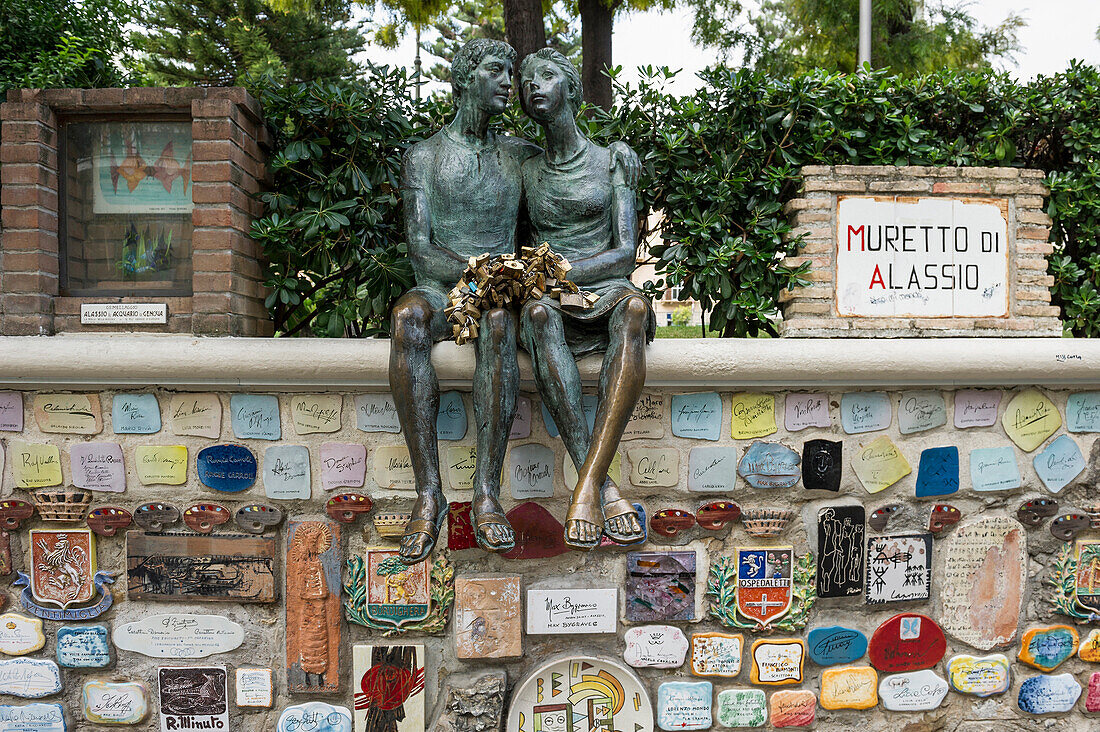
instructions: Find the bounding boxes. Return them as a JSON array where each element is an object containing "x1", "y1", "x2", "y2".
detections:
[{"x1": 0, "y1": 334, "x2": 1096, "y2": 390}]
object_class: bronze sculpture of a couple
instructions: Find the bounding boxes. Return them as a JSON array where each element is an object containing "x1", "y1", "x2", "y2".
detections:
[{"x1": 390, "y1": 39, "x2": 655, "y2": 564}]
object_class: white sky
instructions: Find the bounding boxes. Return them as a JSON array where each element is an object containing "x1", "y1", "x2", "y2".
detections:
[{"x1": 357, "y1": 1, "x2": 1100, "y2": 97}]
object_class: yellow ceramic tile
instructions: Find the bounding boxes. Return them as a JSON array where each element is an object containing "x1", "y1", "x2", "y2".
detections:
[
  {"x1": 373, "y1": 445, "x2": 415, "y2": 490},
  {"x1": 1001, "y1": 388, "x2": 1061, "y2": 452},
  {"x1": 135, "y1": 446, "x2": 188, "y2": 485},
  {"x1": 290, "y1": 394, "x2": 343, "y2": 434},
  {"x1": 1079, "y1": 629, "x2": 1100, "y2": 662},
  {"x1": 446, "y1": 446, "x2": 476, "y2": 491},
  {"x1": 730, "y1": 393, "x2": 777, "y2": 440},
  {"x1": 11, "y1": 442, "x2": 62, "y2": 489},
  {"x1": 820, "y1": 666, "x2": 878, "y2": 710},
  {"x1": 33, "y1": 394, "x2": 102, "y2": 434},
  {"x1": 749, "y1": 638, "x2": 805, "y2": 685},
  {"x1": 852, "y1": 436, "x2": 911, "y2": 493}
]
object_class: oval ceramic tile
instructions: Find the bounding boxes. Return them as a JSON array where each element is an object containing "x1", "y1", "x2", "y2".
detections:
[
  {"x1": 196, "y1": 444, "x2": 258, "y2": 493},
  {"x1": 696, "y1": 501, "x2": 740, "y2": 530},
  {"x1": 1033, "y1": 434, "x2": 1086, "y2": 493},
  {"x1": 690, "y1": 632, "x2": 743, "y2": 677},
  {"x1": 0, "y1": 703, "x2": 65, "y2": 731},
  {"x1": 651, "y1": 509, "x2": 695, "y2": 538},
  {"x1": 947, "y1": 653, "x2": 1011, "y2": 697},
  {"x1": 0, "y1": 614, "x2": 45, "y2": 656},
  {"x1": 1017, "y1": 673, "x2": 1081, "y2": 714},
  {"x1": 769, "y1": 689, "x2": 815, "y2": 728},
  {"x1": 868, "y1": 614, "x2": 945, "y2": 672},
  {"x1": 0, "y1": 500, "x2": 35, "y2": 531},
  {"x1": 183, "y1": 503, "x2": 229, "y2": 534},
  {"x1": 623, "y1": 625, "x2": 688, "y2": 668},
  {"x1": 737, "y1": 442, "x2": 800, "y2": 489},
  {"x1": 86, "y1": 506, "x2": 132, "y2": 537},
  {"x1": 325, "y1": 494, "x2": 373, "y2": 524},
  {"x1": 806, "y1": 626, "x2": 867, "y2": 666},
  {"x1": 0, "y1": 658, "x2": 60, "y2": 698},
  {"x1": 1018, "y1": 625, "x2": 1079, "y2": 671},
  {"x1": 1016, "y1": 497, "x2": 1058, "y2": 527},
  {"x1": 657, "y1": 681, "x2": 712, "y2": 730},
  {"x1": 715, "y1": 688, "x2": 765, "y2": 728},
  {"x1": 1079, "y1": 628, "x2": 1100, "y2": 662},
  {"x1": 928, "y1": 504, "x2": 961, "y2": 534},
  {"x1": 1002, "y1": 389, "x2": 1061, "y2": 452},
  {"x1": 878, "y1": 669, "x2": 948, "y2": 711},
  {"x1": 134, "y1": 502, "x2": 179, "y2": 532},
  {"x1": 112, "y1": 614, "x2": 244, "y2": 658},
  {"x1": 749, "y1": 639, "x2": 805, "y2": 685},
  {"x1": 234, "y1": 504, "x2": 284, "y2": 534},
  {"x1": 1050, "y1": 513, "x2": 1089, "y2": 541},
  {"x1": 278, "y1": 702, "x2": 353, "y2": 732},
  {"x1": 820, "y1": 666, "x2": 878, "y2": 710},
  {"x1": 82, "y1": 680, "x2": 148, "y2": 724}
]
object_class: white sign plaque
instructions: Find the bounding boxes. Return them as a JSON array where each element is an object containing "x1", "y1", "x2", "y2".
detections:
[
  {"x1": 80, "y1": 303, "x2": 168, "y2": 325},
  {"x1": 835, "y1": 197, "x2": 1009, "y2": 317},
  {"x1": 526, "y1": 588, "x2": 617, "y2": 634}
]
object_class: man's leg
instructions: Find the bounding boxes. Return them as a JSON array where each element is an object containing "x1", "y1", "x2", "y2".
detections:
[
  {"x1": 472, "y1": 308, "x2": 518, "y2": 551},
  {"x1": 391, "y1": 293, "x2": 448, "y2": 564}
]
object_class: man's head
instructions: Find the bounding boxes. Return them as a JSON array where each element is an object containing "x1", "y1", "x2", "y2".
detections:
[{"x1": 452, "y1": 39, "x2": 517, "y2": 114}]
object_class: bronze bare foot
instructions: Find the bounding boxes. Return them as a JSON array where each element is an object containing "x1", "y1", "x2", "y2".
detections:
[
  {"x1": 472, "y1": 492, "x2": 515, "y2": 552},
  {"x1": 565, "y1": 482, "x2": 605, "y2": 551},
  {"x1": 602, "y1": 478, "x2": 643, "y2": 544},
  {"x1": 398, "y1": 489, "x2": 448, "y2": 564}
]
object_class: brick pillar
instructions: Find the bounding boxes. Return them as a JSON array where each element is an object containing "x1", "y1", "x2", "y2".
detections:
[
  {"x1": 0, "y1": 99, "x2": 59, "y2": 335},
  {"x1": 190, "y1": 89, "x2": 273, "y2": 336}
]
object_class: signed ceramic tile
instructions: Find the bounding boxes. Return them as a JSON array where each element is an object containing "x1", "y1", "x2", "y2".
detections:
[
  {"x1": 506, "y1": 657, "x2": 652, "y2": 732},
  {"x1": 135, "y1": 445, "x2": 188, "y2": 485},
  {"x1": 526, "y1": 588, "x2": 616, "y2": 634},
  {"x1": 868, "y1": 614, "x2": 946, "y2": 672},
  {"x1": 914, "y1": 446, "x2": 959, "y2": 497},
  {"x1": 749, "y1": 639, "x2": 804, "y2": 685},
  {"x1": 11, "y1": 443, "x2": 62, "y2": 489},
  {"x1": 840, "y1": 392, "x2": 891, "y2": 434},
  {"x1": 802, "y1": 439, "x2": 841, "y2": 492},
  {"x1": 56, "y1": 625, "x2": 111, "y2": 668},
  {"x1": 69, "y1": 442, "x2": 125, "y2": 492},
  {"x1": 111, "y1": 392, "x2": 161, "y2": 434},
  {"x1": 436, "y1": 391, "x2": 468, "y2": 441},
  {"x1": 969, "y1": 446, "x2": 1021, "y2": 492},
  {"x1": 1017, "y1": 673, "x2": 1081, "y2": 714},
  {"x1": 784, "y1": 393, "x2": 830, "y2": 431},
  {"x1": 865, "y1": 533, "x2": 931, "y2": 604},
  {"x1": 319, "y1": 443, "x2": 366, "y2": 491},
  {"x1": 0, "y1": 614, "x2": 45, "y2": 656},
  {"x1": 852, "y1": 436, "x2": 911, "y2": 494},
  {"x1": 1018, "y1": 625, "x2": 1078, "y2": 672},
  {"x1": 769, "y1": 689, "x2": 815, "y2": 728},
  {"x1": 626, "y1": 551, "x2": 696, "y2": 622},
  {"x1": 509, "y1": 443, "x2": 554, "y2": 498},
  {"x1": 816, "y1": 505, "x2": 865, "y2": 598},
  {"x1": 353, "y1": 645, "x2": 424, "y2": 732},
  {"x1": 235, "y1": 667, "x2": 273, "y2": 708},
  {"x1": 263, "y1": 445, "x2": 311, "y2": 499},
  {"x1": 168, "y1": 393, "x2": 222, "y2": 438},
  {"x1": 1088, "y1": 672, "x2": 1100, "y2": 712},
  {"x1": 954, "y1": 389, "x2": 1002, "y2": 429},
  {"x1": 290, "y1": 394, "x2": 342, "y2": 434},
  {"x1": 737, "y1": 442, "x2": 800, "y2": 489},
  {"x1": 691, "y1": 632, "x2": 743, "y2": 677},
  {"x1": 715, "y1": 688, "x2": 765, "y2": 728},
  {"x1": 1001, "y1": 388, "x2": 1061, "y2": 452},
  {"x1": 541, "y1": 394, "x2": 597, "y2": 438},
  {"x1": 33, "y1": 393, "x2": 102, "y2": 434},
  {"x1": 158, "y1": 666, "x2": 228, "y2": 731},
  {"x1": 1033, "y1": 434, "x2": 1085, "y2": 493},
  {"x1": 564, "y1": 451, "x2": 621, "y2": 491},
  {"x1": 509, "y1": 396, "x2": 532, "y2": 439},
  {"x1": 628, "y1": 448, "x2": 679, "y2": 488},
  {"x1": 898, "y1": 391, "x2": 946, "y2": 434},
  {"x1": 670, "y1": 392, "x2": 722, "y2": 440},
  {"x1": 441, "y1": 446, "x2": 475, "y2": 492},
  {"x1": 1079, "y1": 628, "x2": 1100, "y2": 662},
  {"x1": 373, "y1": 446, "x2": 415, "y2": 490},
  {"x1": 354, "y1": 394, "x2": 400, "y2": 433},
  {"x1": 947, "y1": 654, "x2": 1011, "y2": 697},
  {"x1": 657, "y1": 681, "x2": 712, "y2": 731},
  {"x1": 624, "y1": 625, "x2": 688, "y2": 668},
  {"x1": 196, "y1": 444, "x2": 256, "y2": 492},
  {"x1": 113, "y1": 615, "x2": 244, "y2": 658},
  {"x1": 806, "y1": 626, "x2": 867, "y2": 667},
  {"x1": 729, "y1": 393, "x2": 776, "y2": 440},
  {"x1": 0, "y1": 703, "x2": 65, "y2": 731},
  {"x1": 625, "y1": 393, "x2": 665, "y2": 439},
  {"x1": 0, "y1": 658, "x2": 60, "y2": 698},
  {"x1": 1068, "y1": 391, "x2": 1100, "y2": 433},
  {"x1": 82, "y1": 680, "x2": 148, "y2": 724},
  {"x1": 820, "y1": 666, "x2": 878, "y2": 710},
  {"x1": 0, "y1": 392, "x2": 23, "y2": 432},
  {"x1": 940, "y1": 516, "x2": 1026, "y2": 650},
  {"x1": 878, "y1": 669, "x2": 948, "y2": 711},
  {"x1": 688, "y1": 446, "x2": 737, "y2": 493},
  {"x1": 278, "y1": 702, "x2": 352, "y2": 732},
  {"x1": 455, "y1": 575, "x2": 521, "y2": 659},
  {"x1": 230, "y1": 394, "x2": 281, "y2": 440}
]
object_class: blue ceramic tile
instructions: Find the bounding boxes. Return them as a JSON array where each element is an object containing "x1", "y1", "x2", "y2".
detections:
[
  {"x1": 841, "y1": 392, "x2": 892, "y2": 434},
  {"x1": 277, "y1": 702, "x2": 352, "y2": 732},
  {"x1": 657, "y1": 681, "x2": 712, "y2": 731},
  {"x1": 670, "y1": 393, "x2": 722, "y2": 441},
  {"x1": 263, "y1": 445, "x2": 311, "y2": 500},
  {"x1": 1067, "y1": 392, "x2": 1100, "y2": 433},
  {"x1": 1033, "y1": 434, "x2": 1086, "y2": 494},
  {"x1": 915, "y1": 446, "x2": 959, "y2": 497},
  {"x1": 1017, "y1": 673, "x2": 1082, "y2": 714},
  {"x1": 0, "y1": 659, "x2": 60, "y2": 698},
  {"x1": 197, "y1": 444, "x2": 258, "y2": 493},
  {"x1": 231, "y1": 394, "x2": 281, "y2": 440},
  {"x1": 541, "y1": 395, "x2": 597, "y2": 439},
  {"x1": 56, "y1": 626, "x2": 111, "y2": 669},
  {"x1": 112, "y1": 393, "x2": 161, "y2": 434},
  {"x1": 436, "y1": 391, "x2": 468, "y2": 441},
  {"x1": 688, "y1": 446, "x2": 738, "y2": 492},
  {"x1": 807, "y1": 626, "x2": 868, "y2": 666},
  {"x1": 0, "y1": 703, "x2": 66, "y2": 731},
  {"x1": 737, "y1": 441, "x2": 801, "y2": 489},
  {"x1": 969, "y1": 446, "x2": 1021, "y2": 492},
  {"x1": 898, "y1": 391, "x2": 947, "y2": 434}
]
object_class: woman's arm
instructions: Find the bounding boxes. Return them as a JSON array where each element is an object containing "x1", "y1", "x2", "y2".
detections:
[{"x1": 567, "y1": 150, "x2": 639, "y2": 285}]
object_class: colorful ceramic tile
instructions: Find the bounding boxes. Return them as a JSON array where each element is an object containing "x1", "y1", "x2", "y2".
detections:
[
  {"x1": 0, "y1": 392, "x2": 23, "y2": 432},
  {"x1": 126, "y1": 532, "x2": 277, "y2": 603},
  {"x1": 0, "y1": 658, "x2": 59, "y2": 698},
  {"x1": 1018, "y1": 625, "x2": 1079, "y2": 671},
  {"x1": 319, "y1": 443, "x2": 366, "y2": 491},
  {"x1": 354, "y1": 394, "x2": 400, "y2": 433},
  {"x1": 690, "y1": 632, "x2": 742, "y2": 677},
  {"x1": 626, "y1": 551, "x2": 696, "y2": 622},
  {"x1": 290, "y1": 394, "x2": 342, "y2": 434},
  {"x1": 0, "y1": 703, "x2": 65, "y2": 731},
  {"x1": 914, "y1": 446, "x2": 959, "y2": 497},
  {"x1": 444, "y1": 445, "x2": 475, "y2": 492},
  {"x1": 455, "y1": 575, "x2": 521, "y2": 659},
  {"x1": 373, "y1": 446, "x2": 414, "y2": 490},
  {"x1": 769, "y1": 689, "x2": 815, "y2": 728},
  {"x1": 865, "y1": 533, "x2": 932, "y2": 604},
  {"x1": 802, "y1": 439, "x2": 841, "y2": 492},
  {"x1": 0, "y1": 614, "x2": 45, "y2": 656},
  {"x1": 230, "y1": 394, "x2": 280, "y2": 440},
  {"x1": 263, "y1": 444, "x2": 311, "y2": 499},
  {"x1": 868, "y1": 614, "x2": 946, "y2": 672},
  {"x1": 360, "y1": 548, "x2": 431, "y2": 630},
  {"x1": 564, "y1": 451, "x2": 621, "y2": 490},
  {"x1": 33, "y1": 394, "x2": 102, "y2": 434},
  {"x1": 784, "y1": 393, "x2": 830, "y2": 431},
  {"x1": 625, "y1": 393, "x2": 666, "y2": 439},
  {"x1": 501, "y1": 502, "x2": 567, "y2": 560},
  {"x1": 688, "y1": 446, "x2": 737, "y2": 493},
  {"x1": 286, "y1": 521, "x2": 341, "y2": 693},
  {"x1": 1016, "y1": 497, "x2": 1058, "y2": 527},
  {"x1": 840, "y1": 392, "x2": 891, "y2": 434},
  {"x1": 541, "y1": 394, "x2": 598, "y2": 438},
  {"x1": 168, "y1": 393, "x2": 222, "y2": 438},
  {"x1": 1088, "y1": 672, "x2": 1100, "y2": 712},
  {"x1": 509, "y1": 395, "x2": 532, "y2": 439},
  {"x1": 134, "y1": 503, "x2": 179, "y2": 532},
  {"x1": 352, "y1": 645, "x2": 424, "y2": 732},
  {"x1": 86, "y1": 507, "x2": 132, "y2": 537},
  {"x1": 436, "y1": 391, "x2": 468, "y2": 440},
  {"x1": 852, "y1": 436, "x2": 911, "y2": 494},
  {"x1": 10, "y1": 443, "x2": 61, "y2": 489},
  {"x1": 624, "y1": 625, "x2": 688, "y2": 669},
  {"x1": 628, "y1": 448, "x2": 679, "y2": 488},
  {"x1": 940, "y1": 516, "x2": 1026, "y2": 650},
  {"x1": 82, "y1": 680, "x2": 147, "y2": 724},
  {"x1": 879, "y1": 669, "x2": 948, "y2": 711},
  {"x1": 816, "y1": 505, "x2": 865, "y2": 598},
  {"x1": 278, "y1": 702, "x2": 352, "y2": 732},
  {"x1": 0, "y1": 502, "x2": 32, "y2": 534},
  {"x1": 235, "y1": 667, "x2": 273, "y2": 708},
  {"x1": 954, "y1": 389, "x2": 1002, "y2": 429},
  {"x1": 1002, "y1": 388, "x2": 1061, "y2": 452},
  {"x1": 737, "y1": 442, "x2": 800, "y2": 489},
  {"x1": 697, "y1": 501, "x2": 740, "y2": 530},
  {"x1": 969, "y1": 446, "x2": 1021, "y2": 492},
  {"x1": 113, "y1": 614, "x2": 243, "y2": 658},
  {"x1": 158, "y1": 666, "x2": 228, "y2": 731},
  {"x1": 671, "y1": 392, "x2": 722, "y2": 440},
  {"x1": 509, "y1": 443, "x2": 554, "y2": 498},
  {"x1": 716, "y1": 688, "x2": 765, "y2": 728},
  {"x1": 657, "y1": 681, "x2": 712, "y2": 731},
  {"x1": 1068, "y1": 391, "x2": 1100, "y2": 433},
  {"x1": 741, "y1": 506, "x2": 793, "y2": 538},
  {"x1": 749, "y1": 639, "x2": 805, "y2": 685},
  {"x1": 506, "y1": 657, "x2": 652, "y2": 732},
  {"x1": 26, "y1": 530, "x2": 97, "y2": 613},
  {"x1": 447, "y1": 502, "x2": 476, "y2": 551},
  {"x1": 182, "y1": 503, "x2": 229, "y2": 533},
  {"x1": 947, "y1": 654, "x2": 1011, "y2": 697},
  {"x1": 898, "y1": 391, "x2": 946, "y2": 434},
  {"x1": 1017, "y1": 673, "x2": 1081, "y2": 714},
  {"x1": 820, "y1": 666, "x2": 878, "y2": 710},
  {"x1": 325, "y1": 495, "x2": 371, "y2": 525},
  {"x1": 928, "y1": 503, "x2": 961, "y2": 533},
  {"x1": 1034, "y1": 434, "x2": 1086, "y2": 493},
  {"x1": 1079, "y1": 628, "x2": 1100, "y2": 662},
  {"x1": 806, "y1": 626, "x2": 867, "y2": 667},
  {"x1": 730, "y1": 393, "x2": 776, "y2": 440},
  {"x1": 111, "y1": 393, "x2": 160, "y2": 434},
  {"x1": 1052, "y1": 513, "x2": 1090, "y2": 541},
  {"x1": 651, "y1": 509, "x2": 695, "y2": 539},
  {"x1": 196, "y1": 444, "x2": 256, "y2": 492},
  {"x1": 734, "y1": 546, "x2": 793, "y2": 627},
  {"x1": 526, "y1": 588, "x2": 617, "y2": 634},
  {"x1": 55, "y1": 625, "x2": 110, "y2": 668},
  {"x1": 69, "y1": 442, "x2": 125, "y2": 492},
  {"x1": 133, "y1": 445, "x2": 187, "y2": 486}
]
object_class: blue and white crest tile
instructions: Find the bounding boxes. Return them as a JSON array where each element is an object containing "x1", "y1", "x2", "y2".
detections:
[
  {"x1": 969, "y1": 446, "x2": 1021, "y2": 492},
  {"x1": 196, "y1": 444, "x2": 258, "y2": 493},
  {"x1": 1017, "y1": 673, "x2": 1082, "y2": 715},
  {"x1": 841, "y1": 392, "x2": 891, "y2": 434},
  {"x1": 657, "y1": 681, "x2": 712, "y2": 731},
  {"x1": 807, "y1": 626, "x2": 867, "y2": 667},
  {"x1": 1033, "y1": 435, "x2": 1085, "y2": 494},
  {"x1": 737, "y1": 442, "x2": 800, "y2": 489},
  {"x1": 1067, "y1": 391, "x2": 1100, "y2": 433},
  {"x1": 111, "y1": 393, "x2": 161, "y2": 434},
  {"x1": 277, "y1": 702, "x2": 352, "y2": 732},
  {"x1": 915, "y1": 446, "x2": 959, "y2": 498},
  {"x1": 898, "y1": 391, "x2": 946, "y2": 434},
  {"x1": 230, "y1": 394, "x2": 280, "y2": 440},
  {"x1": 0, "y1": 703, "x2": 65, "y2": 731},
  {"x1": 436, "y1": 391, "x2": 468, "y2": 441},
  {"x1": 56, "y1": 625, "x2": 111, "y2": 668},
  {"x1": 671, "y1": 393, "x2": 722, "y2": 441}
]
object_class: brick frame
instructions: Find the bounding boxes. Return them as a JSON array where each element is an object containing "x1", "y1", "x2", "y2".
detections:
[
  {"x1": 779, "y1": 165, "x2": 1061, "y2": 337},
  {"x1": 0, "y1": 87, "x2": 273, "y2": 335}
]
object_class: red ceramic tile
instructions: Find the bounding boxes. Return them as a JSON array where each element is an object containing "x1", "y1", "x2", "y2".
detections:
[{"x1": 869, "y1": 613, "x2": 946, "y2": 672}]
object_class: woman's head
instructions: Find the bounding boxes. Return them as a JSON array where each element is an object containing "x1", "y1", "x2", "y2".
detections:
[{"x1": 519, "y1": 48, "x2": 583, "y2": 121}]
